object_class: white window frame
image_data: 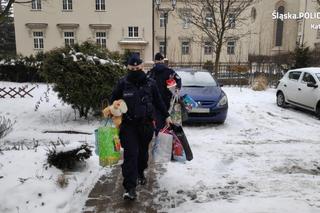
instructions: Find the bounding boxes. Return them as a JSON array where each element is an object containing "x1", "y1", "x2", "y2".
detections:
[
  {"x1": 204, "y1": 41, "x2": 213, "y2": 55},
  {"x1": 31, "y1": 0, "x2": 41, "y2": 10},
  {"x1": 183, "y1": 15, "x2": 190, "y2": 29},
  {"x1": 64, "y1": 31, "x2": 75, "y2": 47},
  {"x1": 128, "y1": 26, "x2": 139, "y2": 38},
  {"x1": 227, "y1": 40, "x2": 235, "y2": 55},
  {"x1": 159, "y1": 41, "x2": 165, "y2": 54},
  {"x1": 63, "y1": 0, "x2": 72, "y2": 11},
  {"x1": 228, "y1": 13, "x2": 236, "y2": 28},
  {"x1": 205, "y1": 14, "x2": 213, "y2": 27},
  {"x1": 33, "y1": 31, "x2": 44, "y2": 49},
  {"x1": 96, "y1": 0, "x2": 105, "y2": 11},
  {"x1": 181, "y1": 41, "x2": 190, "y2": 55},
  {"x1": 96, "y1": 31, "x2": 107, "y2": 48},
  {"x1": 160, "y1": 13, "x2": 165, "y2": 28}
]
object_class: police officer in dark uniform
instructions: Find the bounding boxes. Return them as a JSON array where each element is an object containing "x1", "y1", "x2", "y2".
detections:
[
  {"x1": 148, "y1": 53, "x2": 182, "y2": 132},
  {"x1": 110, "y1": 54, "x2": 172, "y2": 200}
]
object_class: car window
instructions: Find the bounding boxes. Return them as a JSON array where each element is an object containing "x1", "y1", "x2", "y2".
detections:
[
  {"x1": 316, "y1": 73, "x2": 320, "y2": 81},
  {"x1": 302, "y1": 72, "x2": 316, "y2": 84},
  {"x1": 177, "y1": 71, "x2": 218, "y2": 87},
  {"x1": 288, "y1": 71, "x2": 301, "y2": 81}
]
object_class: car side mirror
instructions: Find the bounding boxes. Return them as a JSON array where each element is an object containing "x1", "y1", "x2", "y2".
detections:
[{"x1": 307, "y1": 83, "x2": 318, "y2": 88}]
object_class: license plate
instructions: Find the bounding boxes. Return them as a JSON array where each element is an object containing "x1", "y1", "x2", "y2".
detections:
[{"x1": 190, "y1": 107, "x2": 210, "y2": 113}]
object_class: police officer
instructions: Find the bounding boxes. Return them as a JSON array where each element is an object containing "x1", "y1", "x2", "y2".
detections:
[
  {"x1": 148, "y1": 52, "x2": 182, "y2": 131},
  {"x1": 110, "y1": 54, "x2": 172, "y2": 200}
]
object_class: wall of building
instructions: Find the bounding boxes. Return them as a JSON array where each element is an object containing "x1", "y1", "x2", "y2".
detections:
[
  {"x1": 14, "y1": 0, "x2": 320, "y2": 63},
  {"x1": 14, "y1": 0, "x2": 153, "y2": 61}
]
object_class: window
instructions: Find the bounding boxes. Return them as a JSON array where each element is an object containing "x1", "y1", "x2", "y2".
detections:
[
  {"x1": 63, "y1": 0, "x2": 72, "y2": 10},
  {"x1": 227, "y1": 41, "x2": 235, "y2": 55},
  {"x1": 316, "y1": 73, "x2": 320, "y2": 81},
  {"x1": 64, "y1": 32, "x2": 75, "y2": 46},
  {"x1": 31, "y1": 0, "x2": 41, "y2": 10},
  {"x1": 33, "y1": 31, "x2": 44, "y2": 49},
  {"x1": 302, "y1": 72, "x2": 316, "y2": 84},
  {"x1": 317, "y1": 29, "x2": 320, "y2": 39},
  {"x1": 182, "y1": 14, "x2": 190, "y2": 29},
  {"x1": 205, "y1": 14, "x2": 213, "y2": 27},
  {"x1": 160, "y1": 13, "x2": 166, "y2": 28},
  {"x1": 275, "y1": 6, "x2": 284, "y2": 46},
  {"x1": 288, "y1": 71, "x2": 301, "y2": 81},
  {"x1": 251, "y1": 7, "x2": 257, "y2": 22},
  {"x1": 96, "y1": 0, "x2": 105, "y2": 11},
  {"x1": 204, "y1": 41, "x2": 213, "y2": 55},
  {"x1": 159, "y1": 41, "x2": 165, "y2": 54},
  {"x1": 181, "y1": 41, "x2": 190, "y2": 55},
  {"x1": 96, "y1": 32, "x2": 106, "y2": 48},
  {"x1": 228, "y1": 13, "x2": 236, "y2": 28},
  {"x1": 128, "y1": 26, "x2": 139, "y2": 38}
]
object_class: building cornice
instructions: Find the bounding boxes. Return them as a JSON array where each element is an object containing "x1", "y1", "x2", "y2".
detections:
[
  {"x1": 25, "y1": 23, "x2": 48, "y2": 29},
  {"x1": 25, "y1": 23, "x2": 48, "y2": 37},
  {"x1": 89, "y1": 24, "x2": 112, "y2": 30},
  {"x1": 56, "y1": 23, "x2": 80, "y2": 29},
  {"x1": 118, "y1": 38, "x2": 149, "y2": 46}
]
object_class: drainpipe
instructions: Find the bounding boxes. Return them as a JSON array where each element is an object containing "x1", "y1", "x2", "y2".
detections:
[{"x1": 301, "y1": 0, "x2": 307, "y2": 45}]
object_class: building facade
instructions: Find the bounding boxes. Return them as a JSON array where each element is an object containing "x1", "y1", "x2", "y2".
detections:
[
  {"x1": 14, "y1": 0, "x2": 153, "y2": 61},
  {"x1": 14, "y1": 0, "x2": 320, "y2": 63}
]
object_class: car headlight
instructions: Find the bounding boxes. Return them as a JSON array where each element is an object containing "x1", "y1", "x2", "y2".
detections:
[{"x1": 217, "y1": 95, "x2": 228, "y2": 107}]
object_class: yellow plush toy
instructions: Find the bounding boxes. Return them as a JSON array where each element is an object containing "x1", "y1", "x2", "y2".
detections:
[{"x1": 102, "y1": 99, "x2": 128, "y2": 128}]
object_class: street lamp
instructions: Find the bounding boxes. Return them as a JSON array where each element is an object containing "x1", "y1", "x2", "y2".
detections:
[{"x1": 155, "y1": 0, "x2": 177, "y2": 58}]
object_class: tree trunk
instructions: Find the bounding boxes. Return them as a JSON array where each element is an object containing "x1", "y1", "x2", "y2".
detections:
[{"x1": 214, "y1": 43, "x2": 222, "y2": 77}]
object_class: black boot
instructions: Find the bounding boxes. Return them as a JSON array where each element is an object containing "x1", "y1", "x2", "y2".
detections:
[
  {"x1": 138, "y1": 173, "x2": 147, "y2": 185},
  {"x1": 123, "y1": 188, "x2": 137, "y2": 200}
]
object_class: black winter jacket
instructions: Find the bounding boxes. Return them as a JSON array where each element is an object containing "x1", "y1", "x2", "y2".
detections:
[
  {"x1": 148, "y1": 63, "x2": 182, "y2": 110},
  {"x1": 110, "y1": 71, "x2": 170, "y2": 124}
]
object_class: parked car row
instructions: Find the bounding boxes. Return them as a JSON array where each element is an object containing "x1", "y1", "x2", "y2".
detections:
[{"x1": 171, "y1": 67, "x2": 320, "y2": 125}]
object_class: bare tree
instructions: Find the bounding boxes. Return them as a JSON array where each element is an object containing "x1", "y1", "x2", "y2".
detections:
[
  {"x1": 180, "y1": 0, "x2": 256, "y2": 76},
  {"x1": 0, "y1": 0, "x2": 32, "y2": 24}
]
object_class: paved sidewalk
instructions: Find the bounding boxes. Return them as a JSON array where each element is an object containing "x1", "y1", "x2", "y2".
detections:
[{"x1": 83, "y1": 163, "x2": 165, "y2": 213}]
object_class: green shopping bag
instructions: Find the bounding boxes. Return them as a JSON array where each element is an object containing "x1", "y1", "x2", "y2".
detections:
[{"x1": 98, "y1": 119, "x2": 121, "y2": 166}]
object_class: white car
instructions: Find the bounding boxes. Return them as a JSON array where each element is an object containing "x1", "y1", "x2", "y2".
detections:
[{"x1": 276, "y1": 67, "x2": 320, "y2": 118}]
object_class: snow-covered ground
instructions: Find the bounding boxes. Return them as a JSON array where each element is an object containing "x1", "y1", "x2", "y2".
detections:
[
  {"x1": 0, "y1": 82, "x2": 320, "y2": 213},
  {"x1": 0, "y1": 82, "x2": 110, "y2": 213},
  {"x1": 157, "y1": 87, "x2": 320, "y2": 213}
]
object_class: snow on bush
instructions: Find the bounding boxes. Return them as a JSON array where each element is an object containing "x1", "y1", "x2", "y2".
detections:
[
  {"x1": 0, "y1": 116, "x2": 15, "y2": 139},
  {"x1": 252, "y1": 75, "x2": 268, "y2": 91},
  {"x1": 47, "y1": 143, "x2": 92, "y2": 170}
]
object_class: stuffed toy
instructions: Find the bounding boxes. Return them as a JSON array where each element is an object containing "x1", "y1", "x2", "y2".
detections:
[{"x1": 102, "y1": 99, "x2": 128, "y2": 128}]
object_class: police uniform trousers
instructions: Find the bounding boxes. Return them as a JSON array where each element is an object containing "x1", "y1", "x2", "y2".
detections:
[{"x1": 119, "y1": 120, "x2": 154, "y2": 190}]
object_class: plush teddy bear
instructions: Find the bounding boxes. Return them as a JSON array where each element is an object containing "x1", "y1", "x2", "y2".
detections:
[{"x1": 102, "y1": 99, "x2": 128, "y2": 128}]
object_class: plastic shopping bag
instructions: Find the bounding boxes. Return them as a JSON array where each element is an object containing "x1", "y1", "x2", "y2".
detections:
[
  {"x1": 170, "y1": 124, "x2": 193, "y2": 161},
  {"x1": 172, "y1": 132, "x2": 186, "y2": 162},
  {"x1": 98, "y1": 119, "x2": 121, "y2": 166},
  {"x1": 152, "y1": 127, "x2": 173, "y2": 163},
  {"x1": 169, "y1": 94, "x2": 182, "y2": 125}
]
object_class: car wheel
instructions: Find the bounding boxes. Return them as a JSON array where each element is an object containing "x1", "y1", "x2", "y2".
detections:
[
  {"x1": 277, "y1": 91, "x2": 286, "y2": 108},
  {"x1": 316, "y1": 103, "x2": 320, "y2": 119}
]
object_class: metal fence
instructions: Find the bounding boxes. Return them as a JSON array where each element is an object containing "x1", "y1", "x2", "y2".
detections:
[{"x1": 168, "y1": 62, "x2": 284, "y2": 86}]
